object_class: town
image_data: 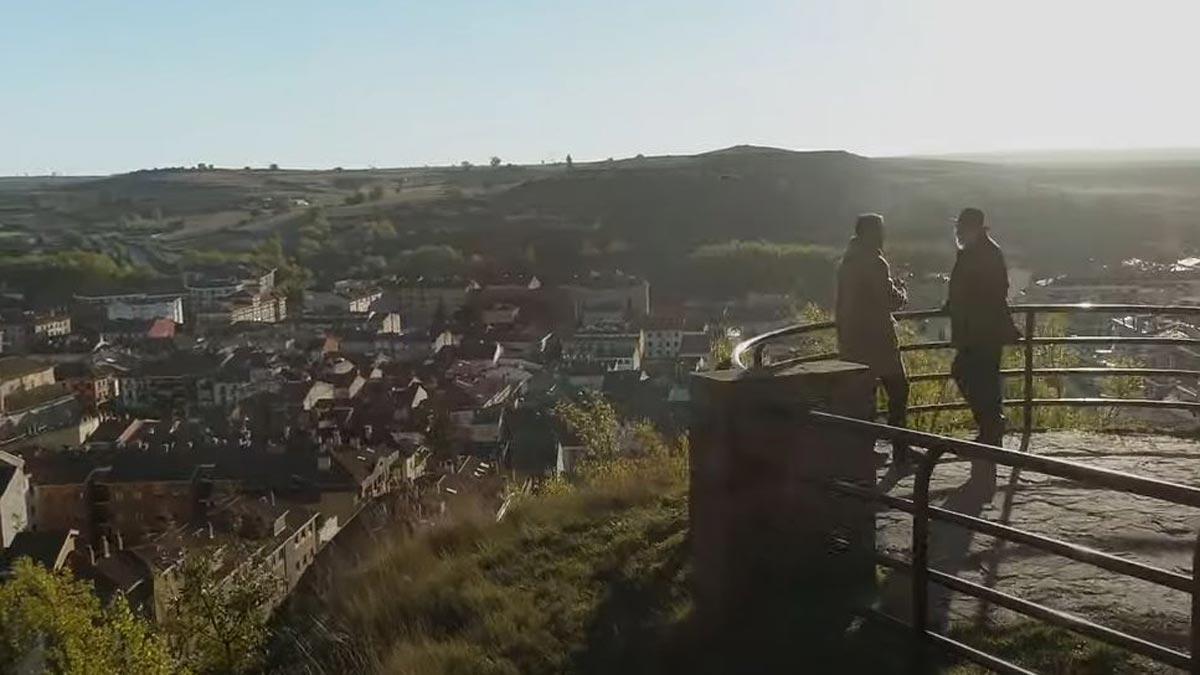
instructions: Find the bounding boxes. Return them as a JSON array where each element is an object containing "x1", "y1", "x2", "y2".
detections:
[
  {"x1": 0, "y1": 260, "x2": 727, "y2": 621},
  {"x1": 6, "y1": 3, "x2": 1200, "y2": 669}
]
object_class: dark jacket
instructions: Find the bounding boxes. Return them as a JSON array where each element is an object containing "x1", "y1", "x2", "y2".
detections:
[
  {"x1": 946, "y1": 234, "x2": 1021, "y2": 347},
  {"x1": 836, "y1": 237, "x2": 906, "y2": 370}
]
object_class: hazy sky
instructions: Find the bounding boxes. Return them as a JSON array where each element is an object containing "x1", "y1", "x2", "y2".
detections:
[{"x1": 3, "y1": 1, "x2": 1199, "y2": 175}]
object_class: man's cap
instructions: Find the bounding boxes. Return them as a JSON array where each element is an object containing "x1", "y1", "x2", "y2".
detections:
[
  {"x1": 855, "y1": 212, "x2": 884, "y2": 235},
  {"x1": 956, "y1": 207, "x2": 986, "y2": 229}
]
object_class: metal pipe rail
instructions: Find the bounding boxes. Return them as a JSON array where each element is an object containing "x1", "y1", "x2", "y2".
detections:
[
  {"x1": 729, "y1": 303, "x2": 1200, "y2": 369},
  {"x1": 734, "y1": 303, "x2": 1200, "y2": 371},
  {"x1": 785, "y1": 335, "x2": 1200, "y2": 366},
  {"x1": 806, "y1": 410, "x2": 1200, "y2": 673},
  {"x1": 733, "y1": 303, "x2": 1200, "y2": 451}
]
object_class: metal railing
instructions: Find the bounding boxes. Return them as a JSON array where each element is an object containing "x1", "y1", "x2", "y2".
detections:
[
  {"x1": 807, "y1": 411, "x2": 1200, "y2": 674},
  {"x1": 733, "y1": 303, "x2": 1200, "y2": 451},
  {"x1": 731, "y1": 304, "x2": 1200, "y2": 672}
]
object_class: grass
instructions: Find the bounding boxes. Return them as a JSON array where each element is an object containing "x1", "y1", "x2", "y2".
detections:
[
  {"x1": 269, "y1": 450, "x2": 1142, "y2": 675},
  {"x1": 947, "y1": 621, "x2": 1137, "y2": 674},
  {"x1": 268, "y1": 458, "x2": 693, "y2": 675}
]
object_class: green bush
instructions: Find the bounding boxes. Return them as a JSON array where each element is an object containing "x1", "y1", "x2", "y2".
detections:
[{"x1": 0, "y1": 558, "x2": 177, "y2": 674}]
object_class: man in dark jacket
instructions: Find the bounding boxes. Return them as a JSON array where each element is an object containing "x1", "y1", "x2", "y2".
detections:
[
  {"x1": 836, "y1": 213, "x2": 911, "y2": 466},
  {"x1": 946, "y1": 207, "x2": 1021, "y2": 491}
]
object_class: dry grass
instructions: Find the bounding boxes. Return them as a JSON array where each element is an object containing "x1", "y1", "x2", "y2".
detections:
[
  {"x1": 268, "y1": 448, "x2": 1136, "y2": 675},
  {"x1": 268, "y1": 457, "x2": 690, "y2": 675}
]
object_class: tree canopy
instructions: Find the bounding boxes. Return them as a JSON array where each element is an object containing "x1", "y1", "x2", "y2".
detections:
[
  {"x1": 685, "y1": 239, "x2": 839, "y2": 302},
  {"x1": 0, "y1": 558, "x2": 176, "y2": 674}
]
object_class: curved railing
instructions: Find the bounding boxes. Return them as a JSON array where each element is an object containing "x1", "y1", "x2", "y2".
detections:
[
  {"x1": 730, "y1": 303, "x2": 1200, "y2": 672},
  {"x1": 734, "y1": 303, "x2": 1200, "y2": 448}
]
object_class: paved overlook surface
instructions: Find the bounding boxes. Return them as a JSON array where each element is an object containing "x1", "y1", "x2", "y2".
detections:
[{"x1": 875, "y1": 431, "x2": 1200, "y2": 671}]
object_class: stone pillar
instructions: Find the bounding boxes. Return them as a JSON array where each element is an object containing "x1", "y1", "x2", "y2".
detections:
[{"x1": 689, "y1": 360, "x2": 877, "y2": 655}]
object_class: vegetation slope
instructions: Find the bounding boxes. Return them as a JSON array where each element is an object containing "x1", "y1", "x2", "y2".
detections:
[{"x1": 266, "y1": 410, "x2": 1137, "y2": 675}]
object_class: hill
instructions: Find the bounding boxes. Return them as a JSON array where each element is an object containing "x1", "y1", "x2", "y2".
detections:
[{"x1": 4, "y1": 147, "x2": 1200, "y2": 290}]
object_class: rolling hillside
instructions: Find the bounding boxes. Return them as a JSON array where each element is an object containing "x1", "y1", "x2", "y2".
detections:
[{"x1": 3, "y1": 147, "x2": 1199, "y2": 282}]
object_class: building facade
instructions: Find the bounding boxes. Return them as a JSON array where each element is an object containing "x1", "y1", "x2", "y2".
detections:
[{"x1": 107, "y1": 296, "x2": 185, "y2": 325}]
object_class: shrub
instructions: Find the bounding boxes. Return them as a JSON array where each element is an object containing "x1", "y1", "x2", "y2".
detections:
[{"x1": 0, "y1": 558, "x2": 176, "y2": 674}]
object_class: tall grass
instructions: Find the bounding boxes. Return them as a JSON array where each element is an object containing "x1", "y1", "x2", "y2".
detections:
[{"x1": 268, "y1": 453, "x2": 690, "y2": 675}]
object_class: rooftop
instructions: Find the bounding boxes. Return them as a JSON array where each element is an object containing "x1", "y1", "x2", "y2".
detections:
[
  {"x1": 563, "y1": 271, "x2": 646, "y2": 289},
  {"x1": 2, "y1": 530, "x2": 76, "y2": 572},
  {"x1": 2, "y1": 382, "x2": 73, "y2": 414},
  {"x1": 0, "y1": 356, "x2": 52, "y2": 381},
  {"x1": 137, "y1": 352, "x2": 222, "y2": 378}
]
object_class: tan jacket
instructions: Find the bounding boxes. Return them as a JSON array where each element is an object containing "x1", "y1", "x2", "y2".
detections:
[{"x1": 836, "y1": 238, "x2": 906, "y2": 372}]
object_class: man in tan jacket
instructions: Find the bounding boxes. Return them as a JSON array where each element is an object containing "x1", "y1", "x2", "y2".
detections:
[{"x1": 836, "y1": 213, "x2": 910, "y2": 466}]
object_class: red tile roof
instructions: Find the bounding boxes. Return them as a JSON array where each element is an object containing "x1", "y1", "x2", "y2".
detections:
[{"x1": 146, "y1": 318, "x2": 176, "y2": 339}]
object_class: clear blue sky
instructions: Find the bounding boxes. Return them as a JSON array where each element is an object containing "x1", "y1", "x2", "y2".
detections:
[{"x1": 3, "y1": 0, "x2": 1199, "y2": 175}]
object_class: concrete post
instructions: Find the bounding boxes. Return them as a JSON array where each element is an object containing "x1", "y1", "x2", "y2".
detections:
[{"x1": 689, "y1": 360, "x2": 877, "y2": 654}]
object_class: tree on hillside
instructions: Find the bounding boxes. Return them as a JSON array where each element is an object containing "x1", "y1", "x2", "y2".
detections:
[
  {"x1": 367, "y1": 217, "x2": 398, "y2": 241},
  {"x1": 554, "y1": 391, "x2": 619, "y2": 461},
  {"x1": 268, "y1": 163, "x2": 279, "y2": 171},
  {"x1": 490, "y1": 156, "x2": 502, "y2": 168},
  {"x1": 296, "y1": 208, "x2": 332, "y2": 263},
  {"x1": 163, "y1": 556, "x2": 278, "y2": 675},
  {"x1": 460, "y1": 160, "x2": 473, "y2": 171},
  {"x1": 430, "y1": 300, "x2": 448, "y2": 338},
  {"x1": 0, "y1": 558, "x2": 176, "y2": 674},
  {"x1": 565, "y1": 154, "x2": 574, "y2": 170},
  {"x1": 0, "y1": 250, "x2": 159, "y2": 305},
  {"x1": 686, "y1": 240, "x2": 839, "y2": 302},
  {"x1": 394, "y1": 244, "x2": 466, "y2": 277}
]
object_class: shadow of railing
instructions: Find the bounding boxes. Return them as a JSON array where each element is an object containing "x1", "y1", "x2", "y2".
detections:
[{"x1": 812, "y1": 412, "x2": 1200, "y2": 674}]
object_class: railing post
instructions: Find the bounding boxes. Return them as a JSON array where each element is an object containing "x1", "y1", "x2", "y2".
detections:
[
  {"x1": 1192, "y1": 533, "x2": 1200, "y2": 674},
  {"x1": 688, "y1": 360, "x2": 877, "y2": 666},
  {"x1": 1021, "y1": 311, "x2": 1036, "y2": 452},
  {"x1": 911, "y1": 448, "x2": 943, "y2": 639}
]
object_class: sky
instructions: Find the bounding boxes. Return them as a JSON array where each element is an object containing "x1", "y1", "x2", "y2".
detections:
[{"x1": 3, "y1": 0, "x2": 1200, "y2": 175}]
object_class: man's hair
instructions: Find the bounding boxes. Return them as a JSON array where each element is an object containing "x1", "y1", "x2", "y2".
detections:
[
  {"x1": 958, "y1": 207, "x2": 986, "y2": 229},
  {"x1": 854, "y1": 212, "x2": 884, "y2": 236}
]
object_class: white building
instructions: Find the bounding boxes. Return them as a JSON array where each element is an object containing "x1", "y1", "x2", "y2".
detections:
[
  {"x1": 107, "y1": 296, "x2": 185, "y2": 324},
  {"x1": 0, "y1": 450, "x2": 30, "y2": 548},
  {"x1": 184, "y1": 266, "x2": 276, "y2": 307},
  {"x1": 197, "y1": 292, "x2": 287, "y2": 326},
  {"x1": 562, "y1": 327, "x2": 645, "y2": 371},
  {"x1": 563, "y1": 273, "x2": 651, "y2": 321},
  {"x1": 644, "y1": 324, "x2": 709, "y2": 360},
  {"x1": 306, "y1": 284, "x2": 383, "y2": 314}
]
